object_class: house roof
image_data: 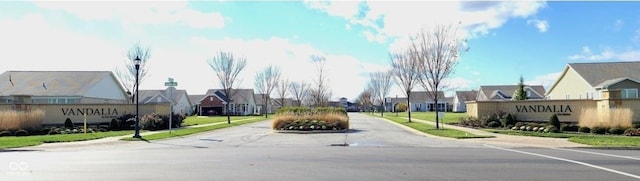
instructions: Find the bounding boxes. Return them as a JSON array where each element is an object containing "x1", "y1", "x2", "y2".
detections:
[
  {"x1": 478, "y1": 85, "x2": 546, "y2": 100},
  {"x1": 594, "y1": 77, "x2": 640, "y2": 89},
  {"x1": 204, "y1": 89, "x2": 255, "y2": 104},
  {"x1": 272, "y1": 97, "x2": 294, "y2": 106},
  {"x1": 254, "y1": 94, "x2": 267, "y2": 105},
  {"x1": 188, "y1": 94, "x2": 205, "y2": 105},
  {"x1": 138, "y1": 87, "x2": 190, "y2": 105},
  {"x1": 0, "y1": 71, "x2": 125, "y2": 97},
  {"x1": 455, "y1": 90, "x2": 477, "y2": 102},
  {"x1": 548, "y1": 61, "x2": 640, "y2": 93},
  {"x1": 409, "y1": 91, "x2": 446, "y2": 102}
]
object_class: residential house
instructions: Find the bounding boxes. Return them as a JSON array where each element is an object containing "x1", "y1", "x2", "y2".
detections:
[
  {"x1": 0, "y1": 71, "x2": 129, "y2": 104},
  {"x1": 476, "y1": 85, "x2": 546, "y2": 101},
  {"x1": 187, "y1": 94, "x2": 205, "y2": 116},
  {"x1": 198, "y1": 89, "x2": 257, "y2": 116},
  {"x1": 138, "y1": 87, "x2": 193, "y2": 115},
  {"x1": 409, "y1": 91, "x2": 447, "y2": 112},
  {"x1": 271, "y1": 97, "x2": 295, "y2": 111},
  {"x1": 452, "y1": 90, "x2": 477, "y2": 112},
  {"x1": 384, "y1": 96, "x2": 408, "y2": 112},
  {"x1": 445, "y1": 97, "x2": 454, "y2": 112},
  {"x1": 546, "y1": 61, "x2": 640, "y2": 100}
]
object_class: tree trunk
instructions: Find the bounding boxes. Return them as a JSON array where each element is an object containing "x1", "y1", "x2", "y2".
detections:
[
  {"x1": 226, "y1": 104, "x2": 231, "y2": 124},
  {"x1": 407, "y1": 91, "x2": 412, "y2": 123}
]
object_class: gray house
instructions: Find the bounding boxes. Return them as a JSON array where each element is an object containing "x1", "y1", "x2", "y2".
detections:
[
  {"x1": 0, "y1": 71, "x2": 129, "y2": 104},
  {"x1": 138, "y1": 87, "x2": 193, "y2": 115},
  {"x1": 477, "y1": 85, "x2": 546, "y2": 101}
]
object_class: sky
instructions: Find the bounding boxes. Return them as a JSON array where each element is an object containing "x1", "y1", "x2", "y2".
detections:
[{"x1": 1, "y1": 1, "x2": 640, "y2": 101}]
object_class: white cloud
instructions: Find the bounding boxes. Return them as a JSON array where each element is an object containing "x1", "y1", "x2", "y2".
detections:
[
  {"x1": 526, "y1": 72, "x2": 561, "y2": 91},
  {"x1": 32, "y1": 1, "x2": 225, "y2": 29},
  {"x1": 613, "y1": 19, "x2": 624, "y2": 31},
  {"x1": 306, "y1": 1, "x2": 546, "y2": 44},
  {"x1": 527, "y1": 19, "x2": 548, "y2": 33},
  {"x1": 567, "y1": 46, "x2": 640, "y2": 61},
  {"x1": 189, "y1": 36, "x2": 387, "y2": 99},
  {"x1": 0, "y1": 13, "x2": 122, "y2": 72}
]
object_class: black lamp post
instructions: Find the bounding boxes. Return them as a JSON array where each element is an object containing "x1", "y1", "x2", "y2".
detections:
[{"x1": 132, "y1": 56, "x2": 142, "y2": 138}]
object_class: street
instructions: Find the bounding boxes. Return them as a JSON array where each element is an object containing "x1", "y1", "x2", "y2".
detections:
[{"x1": 1, "y1": 113, "x2": 639, "y2": 181}]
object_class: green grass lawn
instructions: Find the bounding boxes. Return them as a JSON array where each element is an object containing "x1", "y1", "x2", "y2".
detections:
[
  {"x1": 124, "y1": 116, "x2": 270, "y2": 141},
  {"x1": 0, "y1": 130, "x2": 135, "y2": 149},
  {"x1": 379, "y1": 114, "x2": 492, "y2": 139},
  {"x1": 182, "y1": 115, "x2": 269, "y2": 126},
  {"x1": 382, "y1": 111, "x2": 467, "y2": 124},
  {"x1": 486, "y1": 129, "x2": 640, "y2": 147}
]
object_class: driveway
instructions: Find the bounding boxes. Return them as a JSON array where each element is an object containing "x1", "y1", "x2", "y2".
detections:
[{"x1": 1, "y1": 113, "x2": 639, "y2": 181}]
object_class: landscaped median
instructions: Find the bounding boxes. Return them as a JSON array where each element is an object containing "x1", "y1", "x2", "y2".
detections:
[
  {"x1": 122, "y1": 116, "x2": 270, "y2": 141},
  {"x1": 374, "y1": 113, "x2": 493, "y2": 139}
]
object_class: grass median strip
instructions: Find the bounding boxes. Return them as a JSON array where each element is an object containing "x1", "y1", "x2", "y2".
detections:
[
  {"x1": 122, "y1": 118, "x2": 267, "y2": 141},
  {"x1": 486, "y1": 129, "x2": 640, "y2": 147},
  {"x1": 0, "y1": 131, "x2": 135, "y2": 149},
  {"x1": 379, "y1": 114, "x2": 492, "y2": 139}
]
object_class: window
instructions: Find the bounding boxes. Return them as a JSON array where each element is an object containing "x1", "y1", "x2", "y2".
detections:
[
  {"x1": 621, "y1": 89, "x2": 638, "y2": 99},
  {"x1": 565, "y1": 94, "x2": 570, "y2": 99}
]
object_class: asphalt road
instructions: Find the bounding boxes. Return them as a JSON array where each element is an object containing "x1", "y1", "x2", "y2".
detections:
[{"x1": 1, "y1": 113, "x2": 639, "y2": 181}]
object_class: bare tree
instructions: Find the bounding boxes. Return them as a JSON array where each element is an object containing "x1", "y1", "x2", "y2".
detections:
[
  {"x1": 208, "y1": 51, "x2": 247, "y2": 124},
  {"x1": 254, "y1": 65, "x2": 281, "y2": 118},
  {"x1": 368, "y1": 70, "x2": 393, "y2": 117},
  {"x1": 309, "y1": 55, "x2": 331, "y2": 107},
  {"x1": 356, "y1": 88, "x2": 373, "y2": 113},
  {"x1": 390, "y1": 49, "x2": 420, "y2": 122},
  {"x1": 275, "y1": 78, "x2": 290, "y2": 109},
  {"x1": 115, "y1": 43, "x2": 151, "y2": 103},
  {"x1": 414, "y1": 24, "x2": 468, "y2": 129},
  {"x1": 289, "y1": 81, "x2": 309, "y2": 106}
]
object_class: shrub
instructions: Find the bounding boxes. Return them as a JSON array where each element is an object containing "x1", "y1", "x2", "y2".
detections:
[
  {"x1": 64, "y1": 118, "x2": 74, "y2": 128},
  {"x1": 501, "y1": 113, "x2": 517, "y2": 128},
  {"x1": 14, "y1": 129, "x2": 29, "y2": 136},
  {"x1": 271, "y1": 113, "x2": 349, "y2": 130},
  {"x1": 561, "y1": 124, "x2": 580, "y2": 132},
  {"x1": 117, "y1": 113, "x2": 136, "y2": 130},
  {"x1": 624, "y1": 128, "x2": 640, "y2": 136},
  {"x1": 110, "y1": 119, "x2": 120, "y2": 131},
  {"x1": 634, "y1": 124, "x2": 640, "y2": 129},
  {"x1": 0, "y1": 130, "x2": 12, "y2": 137},
  {"x1": 458, "y1": 117, "x2": 484, "y2": 128},
  {"x1": 549, "y1": 114, "x2": 561, "y2": 132},
  {"x1": 487, "y1": 121, "x2": 501, "y2": 128},
  {"x1": 608, "y1": 127, "x2": 625, "y2": 135},
  {"x1": 578, "y1": 126, "x2": 591, "y2": 133},
  {"x1": 41, "y1": 127, "x2": 51, "y2": 135},
  {"x1": 542, "y1": 125, "x2": 555, "y2": 133},
  {"x1": 48, "y1": 129, "x2": 60, "y2": 135},
  {"x1": 591, "y1": 126, "x2": 607, "y2": 134},
  {"x1": 98, "y1": 125, "x2": 110, "y2": 130},
  {"x1": 514, "y1": 122, "x2": 525, "y2": 128}
]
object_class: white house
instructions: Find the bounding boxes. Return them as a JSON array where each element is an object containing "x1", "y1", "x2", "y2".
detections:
[
  {"x1": 408, "y1": 91, "x2": 447, "y2": 112},
  {"x1": 476, "y1": 85, "x2": 546, "y2": 101},
  {"x1": 452, "y1": 91, "x2": 477, "y2": 112},
  {"x1": 138, "y1": 87, "x2": 193, "y2": 115}
]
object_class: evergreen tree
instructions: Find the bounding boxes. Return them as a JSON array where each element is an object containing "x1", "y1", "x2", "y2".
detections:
[{"x1": 515, "y1": 76, "x2": 527, "y2": 101}]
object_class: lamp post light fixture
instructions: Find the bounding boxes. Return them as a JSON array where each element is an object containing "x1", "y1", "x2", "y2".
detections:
[{"x1": 132, "y1": 56, "x2": 142, "y2": 139}]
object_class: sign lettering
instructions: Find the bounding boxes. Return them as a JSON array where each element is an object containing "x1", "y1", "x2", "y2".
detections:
[{"x1": 515, "y1": 105, "x2": 572, "y2": 113}]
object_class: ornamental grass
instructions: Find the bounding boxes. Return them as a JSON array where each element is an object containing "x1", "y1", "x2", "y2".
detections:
[{"x1": 0, "y1": 109, "x2": 44, "y2": 132}]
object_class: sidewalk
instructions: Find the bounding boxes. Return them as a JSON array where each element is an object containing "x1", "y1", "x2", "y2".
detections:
[
  {"x1": 386, "y1": 116, "x2": 590, "y2": 148},
  {"x1": 24, "y1": 117, "x2": 261, "y2": 150}
]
